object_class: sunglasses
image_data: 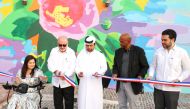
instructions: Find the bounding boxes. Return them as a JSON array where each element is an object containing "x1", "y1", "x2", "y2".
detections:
[{"x1": 58, "y1": 44, "x2": 67, "y2": 47}]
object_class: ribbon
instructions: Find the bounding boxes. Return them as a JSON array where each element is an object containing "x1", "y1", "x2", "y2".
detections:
[
  {"x1": 2, "y1": 71, "x2": 190, "y2": 87},
  {"x1": 56, "y1": 75, "x2": 77, "y2": 87},
  {"x1": 0, "y1": 72, "x2": 15, "y2": 78},
  {"x1": 96, "y1": 74, "x2": 190, "y2": 87},
  {"x1": 0, "y1": 72, "x2": 77, "y2": 87}
]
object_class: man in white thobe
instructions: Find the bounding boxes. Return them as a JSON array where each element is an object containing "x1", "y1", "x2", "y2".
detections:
[{"x1": 75, "y1": 36, "x2": 107, "y2": 109}]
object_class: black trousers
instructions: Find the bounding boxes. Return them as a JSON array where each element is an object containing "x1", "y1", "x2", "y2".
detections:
[
  {"x1": 154, "y1": 88, "x2": 179, "y2": 109},
  {"x1": 53, "y1": 86, "x2": 74, "y2": 109}
]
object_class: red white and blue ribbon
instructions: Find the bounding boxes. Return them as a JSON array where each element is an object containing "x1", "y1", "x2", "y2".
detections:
[
  {"x1": 1, "y1": 71, "x2": 190, "y2": 87},
  {"x1": 96, "y1": 74, "x2": 190, "y2": 87},
  {"x1": 0, "y1": 72, "x2": 15, "y2": 78},
  {"x1": 0, "y1": 72, "x2": 77, "y2": 87},
  {"x1": 56, "y1": 75, "x2": 77, "y2": 87}
]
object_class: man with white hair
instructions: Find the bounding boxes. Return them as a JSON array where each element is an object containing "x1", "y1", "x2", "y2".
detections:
[
  {"x1": 75, "y1": 35, "x2": 107, "y2": 109},
  {"x1": 47, "y1": 36, "x2": 76, "y2": 109}
]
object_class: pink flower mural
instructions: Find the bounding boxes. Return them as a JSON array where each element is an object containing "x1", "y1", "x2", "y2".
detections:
[{"x1": 38, "y1": 0, "x2": 99, "y2": 39}]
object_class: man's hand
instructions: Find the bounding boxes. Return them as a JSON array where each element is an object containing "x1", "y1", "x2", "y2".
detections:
[
  {"x1": 112, "y1": 74, "x2": 117, "y2": 78},
  {"x1": 93, "y1": 72, "x2": 99, "y2": 78},
  {"x1": 39, "y1": 76, "x2": 48, "y2": 82},
  {"x1": 78, "y1": 72, "x2": 84, "y2": 77},
  {"x1": 112, "y1": 74, "x2": 117, "y2": 80},
  {"x1": 54, "y1": 70, "x2": 61, "y2": 76},
  {"x1": 169, "y1": 79, "x2": 180, "y2": 87},
  {"x1": 137, "y1": 75, "x2": 143, "y2": 79},
  {"x1": 146, "y1": 76, "x2": 153, "y2": 80},
  {"x1": 15, "y1": 77, "x2": 21, "y2": 85},
  {"x1": 60, "y1": 73, "x2": 65, "y2": 80},
  {"x1": 171, "y1": 79, "x2": 180, "y2": 83}
]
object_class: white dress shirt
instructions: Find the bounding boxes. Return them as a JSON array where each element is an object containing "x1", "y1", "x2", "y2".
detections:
[
  {"x1": 149, "y1": 45, "x2": 190, "y2": 91},
  {"x1": 47, "y1": 47, "x2": 76, "y2": 88}
]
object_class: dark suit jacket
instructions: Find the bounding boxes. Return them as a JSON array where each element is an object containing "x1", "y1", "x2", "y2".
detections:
[{"x1": 112, "y1": 45, "x2": 149, "y2": 95}]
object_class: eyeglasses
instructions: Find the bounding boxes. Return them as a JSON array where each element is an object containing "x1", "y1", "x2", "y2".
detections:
[{"x1": 58, "y1": 44, "x2": 67, "y2": 47}]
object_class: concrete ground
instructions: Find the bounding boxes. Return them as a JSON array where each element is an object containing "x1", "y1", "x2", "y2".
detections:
[{"x1": 1, "y1": 84, "x2": 190, "y2": 109}]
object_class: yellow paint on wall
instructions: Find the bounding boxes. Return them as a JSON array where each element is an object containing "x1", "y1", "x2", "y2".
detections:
[
  {"x1": 46, "y1": 6, "x2": 74, "y2": 27},
  {"x1": 0, "y1": 0, "x2": 14, "y2": 20},
  {"x1": 135, "y1": 0, "x2": 149, "y2": 11}
]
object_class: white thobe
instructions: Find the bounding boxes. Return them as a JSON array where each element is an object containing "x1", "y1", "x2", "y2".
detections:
[{"x1": 75, "y1": 49, "x2": 107, "y2": 109}]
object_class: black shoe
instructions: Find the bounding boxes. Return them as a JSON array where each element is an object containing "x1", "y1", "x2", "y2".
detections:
[{"x1": 41, "y1": 107, "x2": 48, "y2": 109}]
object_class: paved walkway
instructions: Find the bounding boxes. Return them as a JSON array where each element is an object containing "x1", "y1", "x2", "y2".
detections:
[{"x1": 1, "y1": 84, "x2": 190, "y2": 109}]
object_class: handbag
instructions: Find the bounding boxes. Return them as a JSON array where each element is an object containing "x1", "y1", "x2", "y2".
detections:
[{"x1": 15, "y1": 83, "x2": 29, "y2": 94}]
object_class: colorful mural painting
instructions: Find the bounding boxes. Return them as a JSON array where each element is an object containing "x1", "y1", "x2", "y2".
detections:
[{"x1": 0, "y1": 0, "x2": 190, "y2": 93}]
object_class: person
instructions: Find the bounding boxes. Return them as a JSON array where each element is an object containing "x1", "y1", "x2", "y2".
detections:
[
  {"x1": 75, "y1": 35, "x2": 107, "y2": 109},
  {"x1": 112, "y1": 33, "x2": 149, "y2": 109},
  {"x1": 47, "y1": 36, "x2": 76, "y2": 109},
  {"x1": 7, "y1": 55, "x2": 47, "y2": 109},
  {"x1": 147, "y1": 29, "x2": 190, "y2": 109}
]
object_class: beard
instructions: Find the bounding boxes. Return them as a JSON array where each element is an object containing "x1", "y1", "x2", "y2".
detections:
[
  {"x1": 162, "y1": 41, "x2": 172, "y2": 49},
  {"x1": 86, "y1": 49, "x2": 93, "y2": 52}
]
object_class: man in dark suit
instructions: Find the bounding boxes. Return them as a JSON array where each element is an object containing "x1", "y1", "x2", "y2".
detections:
[{"x1": 112, "y1": 33, "x2": 149, "y2": 109}]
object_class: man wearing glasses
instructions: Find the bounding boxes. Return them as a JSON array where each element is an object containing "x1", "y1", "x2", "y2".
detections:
[
  {"x1": 47, "y1": 36, "x2": 76, "y2": 109},
  {"x1": 75, "y1": 36, "x2": 107, "y2": 109}
]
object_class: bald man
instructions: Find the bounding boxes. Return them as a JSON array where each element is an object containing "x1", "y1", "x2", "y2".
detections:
[
  {"x1": 112, "y1": 33, "x2": 149, "y2": 109},
  {"x1": 47, "y1": 36, "x2": 76, "y2": 109}
]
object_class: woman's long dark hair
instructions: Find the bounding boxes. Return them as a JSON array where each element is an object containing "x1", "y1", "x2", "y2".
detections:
[{"x1": 21, "y1": 55, "x2": 38, "y2": 79}]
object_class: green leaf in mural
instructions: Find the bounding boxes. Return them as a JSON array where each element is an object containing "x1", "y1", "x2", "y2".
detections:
[
  {"x1": 68, "y1": 38, "x2": 79, "y2": 52},
  {"x1": 104, "y1": 32, "x2": 120, "y2": 69},
  {"x1": 14, "y1": 0, "x2": 25, "y2": 10},
  {"x1": 26, "y1": 20, "x2": 43, "y2": 37},
  {"x1": 112, "y1": 0, "x2": 141, "y2": 16},
  {"x1": 106, "y1": 32, "x2": 120, "y2": 53},
  {"x1": 11, "y1": 17, "x2": 36, "y2": 39},
  {"x1": 37, "y1": 30, "x2": 57, "y2": 82},
  {"x1": 37, "y1": 31, "x2": 57, "y2": 68},
  {"x1": 14, "y1": 0, "x2": 34, "y2": 10},
  {"x1": 0, "y1": 9, "x2": 38, "y2": 40}
]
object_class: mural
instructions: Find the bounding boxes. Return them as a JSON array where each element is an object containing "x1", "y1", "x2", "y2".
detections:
[{"x1": 0, "y1": 0, "x2": 190, "y2": 93}]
